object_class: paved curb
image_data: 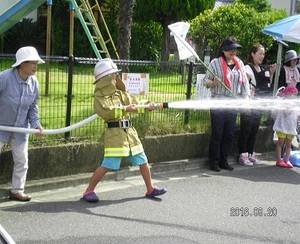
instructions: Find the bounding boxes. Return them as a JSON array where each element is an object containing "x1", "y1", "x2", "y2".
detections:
[{"x1": 0, "y1": 152, "x2": 276, "y2": 199}]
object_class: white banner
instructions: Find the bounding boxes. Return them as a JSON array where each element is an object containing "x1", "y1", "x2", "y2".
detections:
[{"x1": 168, "y1": 22, "x2": 194, "y2": 60}]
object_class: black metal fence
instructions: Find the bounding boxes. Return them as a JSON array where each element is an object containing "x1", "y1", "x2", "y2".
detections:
[{"x1": 0, "y1": 54, "x2": 211, "y2": 147}]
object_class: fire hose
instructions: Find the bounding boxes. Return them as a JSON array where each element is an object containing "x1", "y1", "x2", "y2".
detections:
[
  {"x1": 0, "y1": 224, "x2": 15, "y2": 244},
  {"x1": 0, "y1": 114, "x2": 99, "y2": 135},
  {"x1": 0, "y1": 98, "x2": 298, "y2": 134}
]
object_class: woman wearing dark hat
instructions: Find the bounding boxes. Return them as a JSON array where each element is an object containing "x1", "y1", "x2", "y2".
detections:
[
  {"x1": 278, "y1": 50, "x2": 300, "y2": 91},
  {"x1": 204, "y1": 36, "x2": 250, "y2": 172}
]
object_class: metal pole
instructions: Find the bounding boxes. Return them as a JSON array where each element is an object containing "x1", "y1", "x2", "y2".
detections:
[
  {"x1": 65, "y1": 55, "x2": 74, "y2": 140},
  {"x1": 65, "y1": 2, "x2": 75, "y2": 140},
  {"x1": 45, "y1": 0, "x2": 52, "y2": 96},
  {"x1": 290, "y1": 0, "x2": 296, "y2": 15},
  {"x1": 184, "y1": 61, "x2": 194, "y2": 124},
  {"x1": 69, "y1": 1, "x2": 75, "y2": 55},
  {"x1": 272, "y1": 42, "x2": 283, "y2": 96}
]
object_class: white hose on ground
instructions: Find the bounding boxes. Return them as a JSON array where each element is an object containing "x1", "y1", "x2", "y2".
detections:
[
  {"x1": 0, "y1": 114, "x2": 99, "y2": 135},
  {"x1": 0, "y1": 224, "x2": 16, "y2": 244}
]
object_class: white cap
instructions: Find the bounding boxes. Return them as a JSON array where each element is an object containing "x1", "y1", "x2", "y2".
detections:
[
  {"x1": 12, "y1": 46, "x2": 45, "y2": 67},
  {"x1": 94, "y1": 58, "x2": 121, "y2": 83}
]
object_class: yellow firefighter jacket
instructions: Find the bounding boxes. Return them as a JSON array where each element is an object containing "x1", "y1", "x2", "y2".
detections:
[{"x1": 94, "y1": 77, "x2": 149, "y2": 157}]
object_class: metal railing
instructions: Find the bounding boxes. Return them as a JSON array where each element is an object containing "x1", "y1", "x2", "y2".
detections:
[{"x1": 0, "y1": 54, "x2": 211, "y2": 147}]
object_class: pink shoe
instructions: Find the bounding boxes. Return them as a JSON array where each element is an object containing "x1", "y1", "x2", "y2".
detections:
[
  {"x1": 145, "y1": 186, "x2": 167, "y2": 198},
  {"x1": 83, "y1": 191, "x2": 99, "y2": 203},
  {"x1": 276, "y1": 160, "x2": 288, "y2": 168},
  {"x1": 285, "y1": 161, "x2": 294, "y2": 168}
]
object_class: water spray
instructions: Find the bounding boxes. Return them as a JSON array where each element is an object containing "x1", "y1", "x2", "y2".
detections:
[
  {"x1": 0, "y1": 97, "x2": 298, "y2": 134},
  {"x1": 135, "y1": 98, "x2": 300, "y2": 111}
]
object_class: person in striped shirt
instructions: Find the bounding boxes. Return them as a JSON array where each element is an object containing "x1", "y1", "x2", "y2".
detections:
[{"x1": 204, "y1": 36, "x2": 250, "y2": 172}]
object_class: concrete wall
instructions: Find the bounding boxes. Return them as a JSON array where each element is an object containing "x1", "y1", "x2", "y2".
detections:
[
  {"x1": 269, "y1": 0, "x2": 295, "y2": 15},
  {"x1": 0, "y1": 126, "x2": 274, "y2": 184}
]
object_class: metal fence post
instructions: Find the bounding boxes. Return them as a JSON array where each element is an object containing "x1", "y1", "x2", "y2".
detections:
[
  {"x1": 65, "y1": 55, "x2": 74, "y2": 140},
  {"x1": 184, "y1": 61, "x2": 194, "y2": 124}
]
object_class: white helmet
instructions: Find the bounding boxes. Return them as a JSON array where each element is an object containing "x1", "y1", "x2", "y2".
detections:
[{"x1": 94, "y1": 58, "x2": 121, "y2": 83}]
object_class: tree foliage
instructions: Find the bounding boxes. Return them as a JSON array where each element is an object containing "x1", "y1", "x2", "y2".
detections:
[
  {"x1": 134, "y1": 0, "x2": 215, "y2": 61},
  {"x1": 189, "y1": 3, "x2": 287, "y2": 62},
  {"x1": 134, "y1": 0, "x2": 214, "y2": 22},
  {"x1": 4, "y1": 18, "x2": 41, "y2": 53},
  {"x1": 234, "y1": 0, "x2": 272, "y2": 12},
  {"x1": 99, "y1": 0, "x2": 119, "y2": 58},
  {"x1": 130, "y1": 21, "x2": 162, "y2": 61}
]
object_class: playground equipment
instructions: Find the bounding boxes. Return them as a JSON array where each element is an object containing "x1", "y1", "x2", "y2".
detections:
[
  {"x1": 0, "y1": 0, "x2": 119, "y2": 59},
  {"x1": 0, "y1": 0, "x2": 119, "y2": 138},
  {"x1": 0, "y1": 0, "x2": 46, "y2": 35},
  {"x1": 70, "y1": 0, "x2": 119, "y2": 59}
]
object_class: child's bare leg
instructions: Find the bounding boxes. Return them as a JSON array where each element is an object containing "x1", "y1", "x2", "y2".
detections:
[
  {"x1": 276, "y1": 138, "x2": 284, "y2": 161},
  {"x1": 284, "y1": 138, "x2": 292, "y2": 162},
  {"x1": 85, "y1": 166, "x2": 110, "y2": 193},
  {"x1": 139, "y1": 163, "x2": 154, "y2": 192}
]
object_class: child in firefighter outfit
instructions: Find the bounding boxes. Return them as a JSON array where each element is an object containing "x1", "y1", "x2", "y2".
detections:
[{"x1": 83, "y1": 58, "x2": 167, "y2": 202}]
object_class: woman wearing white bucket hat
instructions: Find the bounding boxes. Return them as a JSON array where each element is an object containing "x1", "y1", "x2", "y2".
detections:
[
  {"x1": 0, "y1": 46, "x2": 44, "y2": 201},
  {"x1": 278, "y1": 50, "x2": 300, "y2": 91}
]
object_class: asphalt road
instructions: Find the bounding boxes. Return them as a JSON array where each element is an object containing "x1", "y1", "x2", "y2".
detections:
[{"x1": 1, "y1": 160, "x2": 300, "y2": 244}]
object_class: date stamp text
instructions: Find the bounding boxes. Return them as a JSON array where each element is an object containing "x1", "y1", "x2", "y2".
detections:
[{"x1": 230, "y1": 207, "x2": 277, "y2": 217}]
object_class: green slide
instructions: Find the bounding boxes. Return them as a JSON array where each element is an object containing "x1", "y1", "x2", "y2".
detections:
[{"x1": 0, "y1": 0, "x2": 46, "y2": 35}]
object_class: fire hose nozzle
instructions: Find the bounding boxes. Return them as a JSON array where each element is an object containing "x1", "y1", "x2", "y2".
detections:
[
  {"x1": 154, "y1": 103, "x2": 168, "y2": 109},
  {"x1": 133, "y1": 102, "x2": 169, "y2": 109},
  {"x1": 161, "y1": 102, "x2": 169, "y2": 108}
]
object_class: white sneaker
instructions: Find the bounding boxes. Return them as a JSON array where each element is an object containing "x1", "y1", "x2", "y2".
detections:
[
  {"x1": 239, "y1": 152, "x2": 253, "y2": 166},
  {"x1": 249, "y1": 153, "x2": 262, "y2": 165}
]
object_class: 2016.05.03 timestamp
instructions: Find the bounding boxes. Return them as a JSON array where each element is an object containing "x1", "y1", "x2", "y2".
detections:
[{"x1": 230, "y1": 207, "x2": 277, "y2": 217}]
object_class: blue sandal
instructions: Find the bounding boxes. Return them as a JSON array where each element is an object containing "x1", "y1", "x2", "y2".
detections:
[
  {"x1": 83, "y1": 192, "x2": 99, "y2": 202},
  {"x1": 146, "y1": 187, "x2": 167, "y2": 198}
]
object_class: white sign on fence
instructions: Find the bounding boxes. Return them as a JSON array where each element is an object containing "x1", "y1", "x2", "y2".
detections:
[
  {"x1": 195, "y1": 74, "x2": 211, "y2": 100},
  {"x1": 122, "y1": 73, "x2": 149, "y2": 95}
]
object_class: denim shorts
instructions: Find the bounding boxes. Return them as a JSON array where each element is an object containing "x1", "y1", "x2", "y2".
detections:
[{"x1": 101, "y1": 152, "x2": 148, "y2": 170}]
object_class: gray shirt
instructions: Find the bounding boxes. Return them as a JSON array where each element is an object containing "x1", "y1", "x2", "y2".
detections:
[
  {"x1": 0, "y1": 68, "x2": 41, "y2": 143},
  {"x1": 204, "y1": 57, "x2": 250, "y2": 99}
]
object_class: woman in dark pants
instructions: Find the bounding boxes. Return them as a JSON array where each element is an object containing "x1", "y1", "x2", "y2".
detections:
[
  {"x1": 204, "y1": 37, "x2": 250, "y2": 172},
  {"x1": 238, "y1": 112, "x2": 262, "y2": 165},
  {"x1": 209, "y1": 109, "x2": 239, "y2": 171},
  {"x1": 238, "y1": 44, "x2": 275, "y2": 166}
]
